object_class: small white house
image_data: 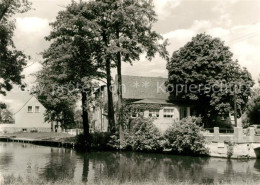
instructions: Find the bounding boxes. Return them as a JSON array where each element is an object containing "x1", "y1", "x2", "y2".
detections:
[
  {"x1": 0, "y1": 96, "x2": 51, "y2": 133},
  {"x1": 93, "y1": 75, "x2": 193, "y2": 132}
]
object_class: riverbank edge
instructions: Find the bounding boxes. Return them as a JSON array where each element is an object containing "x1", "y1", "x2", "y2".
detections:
[
  {"x1": 0, "y1": 136, "x2": 75, "y2": 148},
  {"x1": 1, "y1": 136, "x2": 260, "y2": 159}
]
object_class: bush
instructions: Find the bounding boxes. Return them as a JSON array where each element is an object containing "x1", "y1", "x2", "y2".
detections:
[
  {"x1": 107, "y1": 131, "x2": 132, "y2": 150},
  {"x1": 128, "y1": 118, "x2": 164, "y2": 152},
  {"x1": 164, "y1": 117, "x2": 209, "y2": 156},
  {"x1": 75, "y1": 132, "x2": 112, "y2": 151},
  {"x1": 108, "y1": 118, "x2": 164, "y2": 152}
]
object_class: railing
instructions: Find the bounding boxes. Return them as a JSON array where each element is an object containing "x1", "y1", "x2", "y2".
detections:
[
  {"x1": 203, "y1": 128, "x2": 214, "y2": 133},
  {"x1": 203, "y1": 128, "x2": 234, "y2": 134}
]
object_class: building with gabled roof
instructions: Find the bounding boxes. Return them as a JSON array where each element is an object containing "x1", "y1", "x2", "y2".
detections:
[
  {"x1": 0, "y1": 96, "x2": 51, "y2": 133},
  {"x1": 92, "y1": 75, "x2": 193, "y2": 132}
]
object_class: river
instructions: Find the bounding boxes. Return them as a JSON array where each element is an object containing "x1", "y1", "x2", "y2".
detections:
[{"x1": 1, "y1": 142, "x2": 260, "y2": 184}]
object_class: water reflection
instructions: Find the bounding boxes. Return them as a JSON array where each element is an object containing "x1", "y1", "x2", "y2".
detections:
[
  {"x1": 40, "y1": 148, "x2": 76, "y2": 182},
  {"x1": 1, "y1": 142, "x2": 260, "y2": 184}
]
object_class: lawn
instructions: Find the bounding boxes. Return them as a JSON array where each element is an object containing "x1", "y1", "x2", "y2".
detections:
[{"x1": 1, "y1": 132, "x2": 76, "y2": 142}]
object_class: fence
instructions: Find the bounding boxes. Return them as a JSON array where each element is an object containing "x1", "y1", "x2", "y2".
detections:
[{"x1": 203, "y1": 127, "x2": 259, "y2": 143}]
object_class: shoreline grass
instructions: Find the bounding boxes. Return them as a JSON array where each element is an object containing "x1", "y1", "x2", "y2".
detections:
[{"x1": 1, "y1": 175, "x2": 260, "y2": 185}]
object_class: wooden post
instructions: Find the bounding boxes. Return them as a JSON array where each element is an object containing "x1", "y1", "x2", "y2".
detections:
[
  {"x1": 234, "y1": 85, "x2": 238, "y2": 127},
  {"x1": 214, "y1": 127, "x2": 219, "y2": 142}
]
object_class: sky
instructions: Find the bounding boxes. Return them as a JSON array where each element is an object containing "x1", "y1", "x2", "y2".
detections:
[{"x1": 1, "y1": 0, "x2": 260, "y2": 112}]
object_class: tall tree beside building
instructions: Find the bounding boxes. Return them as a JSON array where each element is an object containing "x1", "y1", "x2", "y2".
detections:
[
  {"x1": 166, "y1": 33, "x2": 254, "y2": 127},
  {"x1": 34, "y1": 67, "x2": 77, "y2": 130},
  {"x1": 0, "y1": 0, "x2": 31, "y2": 95},
  {"x1": 41, "y1": 1, "x2": 104, "y2": 143},
  {"x1": 94, "y1": 0, "x2": 169, "y2": 131}
]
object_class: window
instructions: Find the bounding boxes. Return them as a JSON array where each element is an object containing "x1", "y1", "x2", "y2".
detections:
[
  {"x1": 149, "y1": 110, "x2": 159, "y2": 118},
  {"x1": 35, "y1": 106, "x2": 40, "y2": 113},
  {"x1": 163, "y1": 108, "x2": 174, "y2": 118},
  {"x1": 131, "y1": 111, "x2": 142, "y2": 118},
  {"x1": 28, "y1": 106, "x2": 33, "y2": 113},
  {"x1": 131, "y1": 112, "x2": 138, "y2": 118}
]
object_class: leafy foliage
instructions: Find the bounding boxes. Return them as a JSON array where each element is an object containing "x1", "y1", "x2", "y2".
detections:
[
  {"x1": 164, "y1": 117, "x2": 209, "y2": 155},
  {"x1": 0, "y1": 105, "x2": 14, "y2": 123},
  {"x1": 166, "y1": 33, "x2": 254, "y2": 126},
  {"x1": 0, "y1": 0, "x2": 31, "y2": 95},
  {"x1": 40, "y1": 1, "x2": 106, "y2": 138},
  {"x1": 109, "y1": 118, "x2": 164, "y2": 152},
  {"x1": 129, "y1": 118, "x2": 164, "y2": 152},
  {"x1": 245, "y1": 88, "x2": 260, "y2": 125},
  {"x1": 114, "y1": 102, "x2": 163, "y2": 129},
  {"x1": 32, "y1": 73, "x2": 77, "y2": 129},
  {"x1": 97, "y1": 0, "x2": 169, "y2": 129},
  {"x1": 75, "y1": 132, "x2": 112, "y2": 151},
  {"x1": 226, "y1": 141, "x2": 234, "y2": 159}
]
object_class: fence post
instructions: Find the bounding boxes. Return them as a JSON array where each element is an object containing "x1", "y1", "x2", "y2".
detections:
[
  {"x1": 249, "y1": 127, "x2": 255, "y2": 142},
  {"x1": 234, "y1": 127, "x2": 243, "y2": 143},
  {"x1": 214, "y1": 127, "x2": 219, "y2": 142}
]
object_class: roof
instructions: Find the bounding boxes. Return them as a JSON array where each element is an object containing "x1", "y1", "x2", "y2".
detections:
[
  {"x1": 119, "y1": 75, "x2": 169, "y2": 100},
  {"x1": 132, "y1": 98, "x2": 173, "y2": 105},
  {"x1": 14, "y1": 96, "x2": 45, "y2": 115}
]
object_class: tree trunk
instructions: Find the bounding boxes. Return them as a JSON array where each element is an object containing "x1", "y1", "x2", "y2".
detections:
[
  {"x1": 116, "y1": 29, "x2": 124, "y2": 145},
  {"x1": 51, "y1": 121, "x2": 53, "y2": 132},
  {"x1": 102, "y1": 29, "x2": 116, "y2": 133},
  {"x1": 81, "y1": 90, "x2": 90, "y2": 139},
  {"x1": 106, "y1": 58, "x2": 116, "y2": 133}
]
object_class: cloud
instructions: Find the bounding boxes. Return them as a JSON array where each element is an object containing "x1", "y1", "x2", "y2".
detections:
[
  {"x1": 191, "y1": 20, "x2": 212, "y2": 32},
  {"x1": 13, "y1": 17, "x2": 51, "y2": 85},
  {"x1": 0, "y1": 91, "x2": 29, "y2": 113},
  {"x1": 16, "y1": 17, "x2": 49, "y2": 33},
  {"x1": 14, "y1": 17, "x2": 51, "y2": 55},
  {"x1": 153, "y1": 0, "x2": 181, "y2": 20}
]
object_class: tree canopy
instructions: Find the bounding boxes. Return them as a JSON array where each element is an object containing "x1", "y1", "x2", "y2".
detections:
[
  {"x1": 0, "y1": 0, "x2": 31, "y2": 95},
  {"x1": 245, "y1": 81, "x2": 260, "y2": 125},
  {"x1": 39, "y1": 1, "x2": 106, "y2": 140},
  {"x1": 166, "y1": 33, "x2": 254, "y2": 126},
  {"x1": 84, "y1": 0, "x2": 168, "y2": 135},
  {"x1": 33, "y1": 66, "x2": 78, "y2": 130}
]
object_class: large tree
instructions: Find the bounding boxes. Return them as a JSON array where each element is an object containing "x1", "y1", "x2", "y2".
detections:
[
  {"x1": 0, "y1": 0, "x2": 31, "y2": 95},
  {"x1": 246, "y1": 78, "x2": 260, "y2": 125},
  {"x1": 34, "y1": 67, "x2": 77, "y2": 131},
  {"x1": 105, "y1": 0, "x2": 168, "y2": 130},
  {"x1": 88, "y1": 0, "x2": 168, "y2": 134},
  {"x1": 166, "y1": 33, "x2": 254, "y2": 127},
  {"x1": 41, "y1": 1, "x2": 104, "y2": 142}
]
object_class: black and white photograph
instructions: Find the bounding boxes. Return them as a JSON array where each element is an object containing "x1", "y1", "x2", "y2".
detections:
[{"x1": 0, "y1": 0, "x2": 260, "y2": 184}]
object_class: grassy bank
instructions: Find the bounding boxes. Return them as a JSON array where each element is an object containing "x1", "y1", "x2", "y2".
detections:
[
  {"x1": 1, "y1": 132, "x2": 76, "y2": 143},
  {"x1": 1, "y1": 175, "x2": 260, "y2": 185}
]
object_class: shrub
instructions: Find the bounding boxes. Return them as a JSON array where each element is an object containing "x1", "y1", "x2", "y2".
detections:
[
  {"x1": 128, "y1": 118, "x2": 164, "y2": 152},
  {"x1": 225, "y1": 141, "x2": 234, "y2": 159},
  {"x1": 75, "y1": 132, "x2": 112, "y2": 151},
  {"x1": 107, "y1": 131, "x2": 132, "y2": 150},
  {"x1": 90, "y1": 132, "x2": 112, "y2": 150},
  {"x1": 164, "y1": 117, "x2": 209, "y2": 156}
]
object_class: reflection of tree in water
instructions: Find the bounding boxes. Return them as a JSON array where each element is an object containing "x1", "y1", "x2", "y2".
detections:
[
  {"x1": 254, "y1": 159, "x2": 260, "y2": 172},
  {"x1": 0, "y1": 152, "x2": 13, "y2": 167},
  {"x1": 40, "y1": 148, "x2": 76, "y2": 182},
  {"x1": 82, "y1": 155, "x2": 89, "y2": 183},
  {"x1": 158, "y1": 155, "x2": 210, "y2": 183},
  {"x1": 79, "y1": 152, "x2": 210, "y2": 184}
]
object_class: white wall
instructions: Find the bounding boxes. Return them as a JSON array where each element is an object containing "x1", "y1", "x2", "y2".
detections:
[
  {"x1": 0, "y1": 97, "x2": 50, "y2": 132},
  {"x1": 145, "y1": 106, "x2": 181, "y2": 132}
]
